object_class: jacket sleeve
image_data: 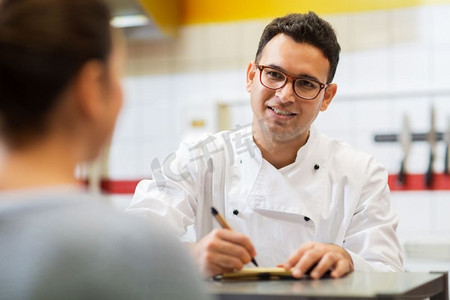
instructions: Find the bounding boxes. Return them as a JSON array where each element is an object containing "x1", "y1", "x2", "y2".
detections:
[
  {"x1": 125, "y1": 137, "x2": 206, "y2": 238},
  {"x1": 344, "y1": 156, "x2": 404, "y2": 271}
]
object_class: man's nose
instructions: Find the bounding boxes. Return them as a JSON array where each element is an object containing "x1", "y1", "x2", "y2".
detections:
[{"x1": 275, "y1": 81, "x2": 297, "y2": 103}]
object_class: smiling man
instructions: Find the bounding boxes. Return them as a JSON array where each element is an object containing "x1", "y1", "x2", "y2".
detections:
[
  {"x1": 248, "y1": 34, "x2": 336, "y2": 169},
  {"x1": 128, "y1": 12, "x2": 404, "y2": 279}
]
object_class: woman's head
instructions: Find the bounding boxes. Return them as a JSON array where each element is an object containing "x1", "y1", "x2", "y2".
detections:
[{"x1": 0, "y1": 0, "x2": 122, "y2": 157}]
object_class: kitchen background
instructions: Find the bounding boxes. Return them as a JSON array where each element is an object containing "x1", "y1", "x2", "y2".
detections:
[{"x1": 90, "y1": 0, "x2": 450, "y2": 275}]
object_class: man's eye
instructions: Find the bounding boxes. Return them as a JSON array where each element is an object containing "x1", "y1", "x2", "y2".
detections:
[
  {"x1": 297, "y1": 79, "x2": 318, "y2": 89},
  {"x1": 266, "y1": 70, "x2": 284, "y2": 80}
]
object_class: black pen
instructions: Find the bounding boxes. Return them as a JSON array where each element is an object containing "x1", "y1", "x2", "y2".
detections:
[{"x1": 211, "y1": 206, "x2": 259, "y2": 267}]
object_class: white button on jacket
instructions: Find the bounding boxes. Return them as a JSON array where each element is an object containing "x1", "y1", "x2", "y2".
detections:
[{"x1": 128, "y1": 125, "x2": 403, "y2": 271}]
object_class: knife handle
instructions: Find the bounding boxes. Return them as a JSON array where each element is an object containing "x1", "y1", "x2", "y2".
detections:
[
  {"x1": 425, "y1": 151, "x2": 434, "y2": 188},
  {"x1": 397, "y1": 158, "x2": 406, "y2": 185}
]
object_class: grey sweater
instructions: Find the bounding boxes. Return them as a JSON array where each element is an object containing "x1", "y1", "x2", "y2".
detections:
[{"x1": 0, "y1": 187, "x2": 211, "y2": 300}]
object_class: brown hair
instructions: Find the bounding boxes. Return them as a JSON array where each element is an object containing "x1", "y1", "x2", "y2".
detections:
[
  {"x1": 0, "y1": 0, "x2": 112, "y2": 147},
  {"x1": 255, "y1": 12, "x2": 341, "y2": 83}
]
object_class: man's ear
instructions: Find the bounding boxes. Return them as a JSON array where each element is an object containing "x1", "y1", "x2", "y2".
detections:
[
  {"x1": 320, "y1": 83, "x2": 337, "y2": 112},
  {"x1": 73, "y1": 60, "x2": 106, "y2": 120},
  {"x1": 246, "y1": 61, "x2": 256, "y2": 93}
]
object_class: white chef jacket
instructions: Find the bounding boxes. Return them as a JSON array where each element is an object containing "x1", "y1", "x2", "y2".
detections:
[{"x1": 128, "y1": 125, "x2": 403, "y2": 272}]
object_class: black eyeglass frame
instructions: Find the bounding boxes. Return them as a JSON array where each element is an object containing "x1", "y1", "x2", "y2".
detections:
[{"x1": 255, "y1": 64, "x2": 330, "y2": 100}]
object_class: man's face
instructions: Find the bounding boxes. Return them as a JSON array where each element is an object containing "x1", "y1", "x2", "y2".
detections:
[{"x1": 246, "y1": 33, "x2": 337, "y2": 145}]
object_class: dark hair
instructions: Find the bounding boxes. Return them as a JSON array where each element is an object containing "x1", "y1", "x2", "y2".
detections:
[
  {"x1": 0, "y1": 0, "x2": 112, "y2": 147},
  {"x1": 255, "y1": 12, "x2": 341, "y2": 83}
]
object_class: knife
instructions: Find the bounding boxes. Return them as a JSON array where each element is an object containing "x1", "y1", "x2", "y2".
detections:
[
  {"x1": 398, "y1": 114, "x2": 411, "y2": 185},
  {"x1": 445, "y1": 118, "x2": 450, "y2": 175},
  {"x1": 425, "y1": 106, "x2": 437, "y2": 188}
]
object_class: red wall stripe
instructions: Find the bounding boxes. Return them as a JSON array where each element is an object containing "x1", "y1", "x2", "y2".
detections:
[
  {"x1": 100, "y1": 180, "x2": 142, "y2": 194},
  {"x1": 388, "y1": 173, "x2": 450, "y2": 191},
  {"x1": 97, "y1": 174, "x2": 450, "y2": 194}
]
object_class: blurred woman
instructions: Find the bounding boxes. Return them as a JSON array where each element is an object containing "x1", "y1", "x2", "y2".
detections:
[{"x1": 0, "y1": 0, "x2": 211, "y2": 299}]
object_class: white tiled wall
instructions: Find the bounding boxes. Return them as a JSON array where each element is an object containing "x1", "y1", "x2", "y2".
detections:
[{"x1": 109, "y1": 5, "x2": 450, "y2": 267}]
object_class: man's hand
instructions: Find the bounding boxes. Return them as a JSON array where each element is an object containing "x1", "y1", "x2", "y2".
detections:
[
  {"x1": 188, "y1": 228, "x2": 257, "y2": 277},
  {"x1": 278, "y1": 242, "x2": 354, "y2": 279}
]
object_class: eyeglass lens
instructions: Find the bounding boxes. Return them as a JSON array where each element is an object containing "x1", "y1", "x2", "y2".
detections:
[{"x1": 260, "y1": 67, "x2": 322, "y2": 99}]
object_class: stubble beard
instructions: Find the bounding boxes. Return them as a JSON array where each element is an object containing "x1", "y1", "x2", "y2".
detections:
[{"x1": 254, "y1": 117, "x2": 304, "y2": 151}]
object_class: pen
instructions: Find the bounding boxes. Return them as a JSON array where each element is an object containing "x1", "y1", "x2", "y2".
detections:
[{"x1": 211, "y1": 206, "x2": 259, "y2": 267}]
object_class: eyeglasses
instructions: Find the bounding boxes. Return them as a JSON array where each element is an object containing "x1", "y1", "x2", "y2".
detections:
[{"x1": 255, "y1": 64, "x2": 329, "y2": 100}]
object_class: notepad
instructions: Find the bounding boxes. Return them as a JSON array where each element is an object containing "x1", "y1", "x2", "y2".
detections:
[{"x1": 217, "y1": 267, "x2": 295, "y2": 281}]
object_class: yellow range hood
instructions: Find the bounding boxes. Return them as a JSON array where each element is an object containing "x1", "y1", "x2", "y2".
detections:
[
  {"x1": 105, "y1": 0, "x2": 450, "y2": 39},
  {"x1": 105, "y1": 0, "x2": 180, "y2": 40},
  {"x1": 182, "y1": 0, "x2": 448, "y2": 24}
]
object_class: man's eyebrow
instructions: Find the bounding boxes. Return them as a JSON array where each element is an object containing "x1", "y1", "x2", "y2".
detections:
[{"x1": 266, "y1": 64, "x2": 321, "y2": 82}]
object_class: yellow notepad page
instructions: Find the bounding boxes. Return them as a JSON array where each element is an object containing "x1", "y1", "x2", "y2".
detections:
[{"x1": 220, "y1": 267, "x2": 294, "y2": 280}]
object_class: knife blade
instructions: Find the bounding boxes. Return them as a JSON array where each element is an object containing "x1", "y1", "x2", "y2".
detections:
[{"x1": 398, "y1": 114, "x2": 411, "y2": 185}]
